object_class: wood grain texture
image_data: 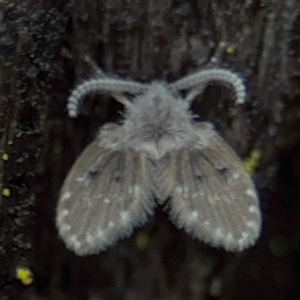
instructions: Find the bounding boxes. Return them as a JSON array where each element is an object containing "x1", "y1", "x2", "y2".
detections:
[{"x1": 1, "y1": 0, "x2": 300, "y2": 299}]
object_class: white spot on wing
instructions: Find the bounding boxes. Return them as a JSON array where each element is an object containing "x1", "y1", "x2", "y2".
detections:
[
  {"x1": 183, "y1": 186, "x2": 189, "y2": 196},
  {"x1": 208, "y1": 196, "x2": 216, "y2": 204},
  {"x1": 238, "y1": 232, "x2": 249, "y2": 245},
  {"x1": 134, "y1": 184, "x2": 140, "y2": 195},
  {"x1": 120, "y1": 211, "x2": 131, "y2": 223},
  {"x1": 96, "y1": 229, "x2": 105, "y2": 238},
  {"x1": 214, "y1": 228, "x2": 223, "y2": 239},
  {"x1": 57, "y1": 209, "x2": 70, "y2": 223},
  {"x1": 86, "y1": 235, "x2": 94, "y2": 244},
  {"x1": 62, "y1": 209, "x2": 69, "y2": 216},
  {"x1": 175, "y1": 186, "x2": 183, "y2": 194},
  {"x1": 70, "y1": 235, "x2": 81, "y2": 250},
  {"x1": 85, "y1": 235, "x2": 94, "y2": 244},
  {"x1": 108, "y1": 221, "x2": 115, "y2": 228},
  {"x1": 249, "y1": 205, "x2": 259, "y2": 214},
  {"x1": 187, "y1": 211, "x2": 199, "y2": 224},
  {"x1": 232, "y1": 172, "x2": 240, "y2": 179},
  {"x1": 246, "y1": 188, "x2": 257, "y2": 198},
  {"x1": 77, "y1": 176, "x2": 85, "y2": 182},
  {"x1": 95, "y1": 229, "x2": 108, "y2": 244},
  {"x1": 103, "y1": 198, "x2": 110, "y2": 204},
  {"x1": 70, "y1": 235, "x2": 77, "y2": 243},
  {"x1": 247, "y1": 221, "x2": 258, "y2": 230},
  {"x1": 62, "y1": 192, "x2": 71, "y2": 200},
  {"x1": 61, "y1": 224, "x2": 71, "y2": 232},
  {"x1": 226, "y1": 233, "x2": 234, "y2": 243}
]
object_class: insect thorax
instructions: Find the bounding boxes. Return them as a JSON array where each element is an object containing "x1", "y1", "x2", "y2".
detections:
[{"x1": 119, "y1": 82, "x2": 197, "y2": 157}]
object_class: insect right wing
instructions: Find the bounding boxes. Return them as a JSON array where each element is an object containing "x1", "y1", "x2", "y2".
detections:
[{"x1": 164, "y1": 122, "x2": 261, "y2": 252}]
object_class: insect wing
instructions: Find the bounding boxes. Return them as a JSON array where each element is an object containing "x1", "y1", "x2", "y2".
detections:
[
  {"x1": 167, "y1": 123, "x2": 261, "y2": 252},
  {"x1": 56, "y1": 140, "x2": 155, "y2": 256}
]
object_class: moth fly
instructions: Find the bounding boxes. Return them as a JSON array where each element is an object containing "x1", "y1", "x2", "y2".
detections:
[{"x1": 56, "y1": 66, "x2": 261, "y2": 256}]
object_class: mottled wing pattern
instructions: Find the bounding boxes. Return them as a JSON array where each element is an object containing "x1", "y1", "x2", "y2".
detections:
[
  {"x1": 56, "y1": 140, "x2": 155, "y2": 256},
  {"x1": 166, "y1": 123, "x2": 261, "y2": 252}
]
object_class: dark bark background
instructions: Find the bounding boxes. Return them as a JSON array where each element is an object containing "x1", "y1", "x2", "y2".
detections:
[{"x1": 1, "y1": 0, "x2": 300, "y2": 299}]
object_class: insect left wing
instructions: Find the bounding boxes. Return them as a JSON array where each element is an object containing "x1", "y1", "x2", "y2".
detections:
[
  {"x1": 56, "y1": 139, "x2": 155, "y2": 256},
  {"x1": 167, "y1": 123, "x2": 262, "y2": 252}
]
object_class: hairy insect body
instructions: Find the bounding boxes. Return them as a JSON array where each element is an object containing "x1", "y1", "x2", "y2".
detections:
[{"x1": 57, "y1": 67, "x2": 262, "y2": 256}]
